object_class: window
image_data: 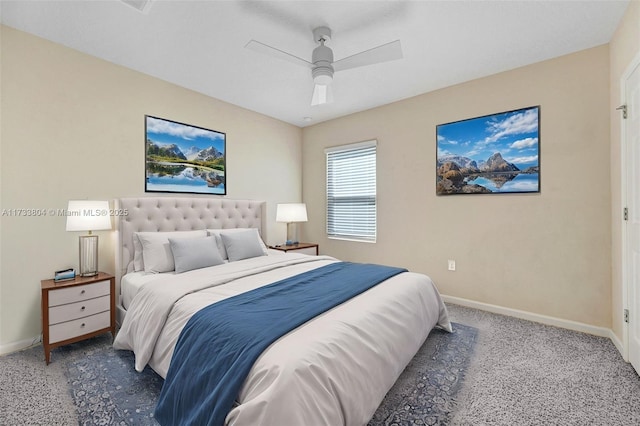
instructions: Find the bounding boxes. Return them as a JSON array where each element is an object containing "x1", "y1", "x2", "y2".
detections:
[{"x1": 326, "y1": 140, "x2": 377, "y2": 242}]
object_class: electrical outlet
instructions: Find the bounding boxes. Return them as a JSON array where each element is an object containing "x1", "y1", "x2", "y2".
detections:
[{"x1": 448, "y1": 260, "x2": 456, "y2": 271}]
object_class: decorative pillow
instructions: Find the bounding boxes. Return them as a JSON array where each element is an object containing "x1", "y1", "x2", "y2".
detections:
[
  {"x1": 220, "y1": 229, "x2": 267, "y2": 262},
  {"x1": 169, "y1": 236, "x2": 224, "y2": 274},
  {"x1": 135, "y1": 230, "x2": 207, "y2": 273},
  {"x1": 206, "y1": 228, "x2": 268, "y2": 260}
]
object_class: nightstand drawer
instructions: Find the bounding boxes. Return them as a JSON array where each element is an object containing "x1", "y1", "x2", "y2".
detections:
[
  {"x1": 49, "y1": 310, "x2": 110, "y2": 344},
  {"x1": 48, "y1": 295, "x2": 110, "y2": 325},
  {"x1": 48, "y1": 280, "x2": 110, "y2": 307}
]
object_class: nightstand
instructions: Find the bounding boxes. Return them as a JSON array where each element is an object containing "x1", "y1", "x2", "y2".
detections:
[
  {"x1": 270, "y1": 243, "x2": 319, "y2": 256},
  {"x1": 40, "y1": 272, "x2": 115, "y2": 364}
]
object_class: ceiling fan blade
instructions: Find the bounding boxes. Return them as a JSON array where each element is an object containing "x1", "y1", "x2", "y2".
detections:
[
  {"x1": 311, "y1": 84, "x2": 334, "y2": 106},
  {"x1": 245, "y1": 40, "x2": 312, "y2": 69},
  {"x1": 333, "y1": 40, "x2": 402, "y2": 72}
]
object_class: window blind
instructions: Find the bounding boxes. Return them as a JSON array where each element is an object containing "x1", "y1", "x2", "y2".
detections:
[{"x1": 326, "y1": 140, "x2": 376, "y2": 242}]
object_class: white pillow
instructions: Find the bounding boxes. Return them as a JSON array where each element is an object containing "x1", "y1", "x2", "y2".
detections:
[
  {"x1": 220, "y1": 229, "x2": 267, "y2": 262},
  {"x1": 169, "y1": 236, "x2": 224, "y2": 274},
  {"x1": 206, "y1": 228, "x2": 268, "y2": 260},
  {"x1": 135, "y1": 230, "x2": 207, "y2": 273},
  {"x1": 133, "y1": 235, "x2": 144, "y2": 272}
]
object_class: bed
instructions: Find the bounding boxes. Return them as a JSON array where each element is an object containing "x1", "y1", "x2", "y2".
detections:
[{"x1": 113, "y1": 197, "x2": 451, "y2": 426}]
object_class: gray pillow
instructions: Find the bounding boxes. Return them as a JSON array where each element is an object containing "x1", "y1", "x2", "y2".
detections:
[
  {"x1": 135, "y1": 230, "x2": 208, "y2": 273},
  {"x1": 169, "y1": 236, "x2": 224, "y2": 273},
  {"x1": 220, "y1": 229, "x2": 266, "y2": 262},
  {"x1": 206, "y1": 228, "x2": 268, "y2": 260}
]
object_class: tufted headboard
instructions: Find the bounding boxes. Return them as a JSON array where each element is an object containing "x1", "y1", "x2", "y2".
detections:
[{"x1": 115, "y1": 197, "x2": 266, "y2": 288}]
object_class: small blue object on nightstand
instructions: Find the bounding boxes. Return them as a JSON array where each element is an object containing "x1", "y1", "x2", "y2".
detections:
[{"x1": 54, "y1": 268, "x2": 76, "y2": 282}]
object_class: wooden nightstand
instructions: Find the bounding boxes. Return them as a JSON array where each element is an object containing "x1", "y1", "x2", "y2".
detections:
[
  {"x1": 40, "y1": 272, "x2": 115, "y2": 364},
  {"x1": 269, "y1": 243, "x2": 319, "y2": 256}
]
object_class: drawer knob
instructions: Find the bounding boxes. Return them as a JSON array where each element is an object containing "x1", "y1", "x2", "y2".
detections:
[
  {"x1": 80, "y1": 290, "x2": 86, "y2": 295},
  {"x1": 81, "y1": 306, "x2": 86, "y2": 311},
  {"x1": 81, "y1": 323, "x2": 85, "y2": 328}
]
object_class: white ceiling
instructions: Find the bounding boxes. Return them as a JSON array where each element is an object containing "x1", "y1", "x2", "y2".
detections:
[{"x1": 0, "y1": 0, "x2": 630, "y2": 127}]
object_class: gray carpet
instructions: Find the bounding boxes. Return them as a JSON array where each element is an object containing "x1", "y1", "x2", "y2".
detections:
[
  {"x1": 0, "y1": 337, "x2": 87, "y2": 425},
  {"x1": 2, "y1": 304, "x2": 640, "y2": 425},
  {"x1": 449, "y1": 305, "x2": 640, "y2": 425}
]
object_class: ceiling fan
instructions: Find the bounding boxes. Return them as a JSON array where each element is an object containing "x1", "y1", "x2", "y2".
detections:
[{"x1": 245, "y1": 26, "x2": 403, "y2": 106}]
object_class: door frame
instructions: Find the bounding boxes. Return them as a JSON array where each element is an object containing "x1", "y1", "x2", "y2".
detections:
[{"x1": 621, "y1": 50, "x2": 640, "y2": 362}]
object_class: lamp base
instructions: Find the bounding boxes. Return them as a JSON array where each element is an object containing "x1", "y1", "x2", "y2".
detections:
[
  {"x1": 285, "y1": 222, "x2": 301, "y2": 247},
  {"x1": 79, "y1": 234, "x2": 99, "y2": 277}
]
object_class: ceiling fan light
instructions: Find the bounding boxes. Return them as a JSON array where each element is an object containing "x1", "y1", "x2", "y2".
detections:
[
  {"x1": 313, "y1": 73, "x2": 333, "y2": 85},
  {"x1": 311, "y1": 84, "x2": 333, "y2": 106},
  {"x1": 312, "y1": 65, "x2": 334, "y2": 85}
]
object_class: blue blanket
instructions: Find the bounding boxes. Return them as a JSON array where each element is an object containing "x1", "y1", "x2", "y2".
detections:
[{"x1": 154, "y1": 261, "x2": 407, "y2": 426}]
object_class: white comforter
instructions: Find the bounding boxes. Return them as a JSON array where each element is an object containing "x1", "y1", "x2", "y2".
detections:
[{"x1": 114, "y1": 253, "x2": 451, "y2": 426}]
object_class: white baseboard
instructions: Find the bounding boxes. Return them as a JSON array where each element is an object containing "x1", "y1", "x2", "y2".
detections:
[
  {"x1": 0, "y1": 335, "x2": 41, "y2": 356},
  {"x1": 609, "y1": 329, "x2": 625, "y2": 360},
  {"x1": 442, "y1": 294, "x2": 613, "y2": 338}
]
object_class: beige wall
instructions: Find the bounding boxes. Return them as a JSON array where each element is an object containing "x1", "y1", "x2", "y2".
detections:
[
  {"x1": 302, "y1": 45, "x2": 612, "y2": 328},
  {"x1": 610, "y1": 1, "x2": 640, "y2": 343},
  {"x1": 0, "y1": 26, "x2": 302, "y2": 350}
]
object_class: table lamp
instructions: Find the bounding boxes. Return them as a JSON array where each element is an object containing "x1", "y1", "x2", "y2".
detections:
[
  {"x1": 276, "y1": 203, "x2": 308, "y2": 246},
  {"x1": 65, "y1": 200, "x2": 112, "y2": 277}
]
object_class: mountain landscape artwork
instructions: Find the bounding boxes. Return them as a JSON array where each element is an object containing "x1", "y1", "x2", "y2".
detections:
[
  {"x1": 145, "y1": 116, "x2": 226, "y2": 195},
  {"x1": 436, "y1": 106, "x2": 540, "y2": 195}
]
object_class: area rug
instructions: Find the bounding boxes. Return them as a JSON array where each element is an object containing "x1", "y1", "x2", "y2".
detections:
[
  {"x1": 369, "y1": 322, "x2": 477, "y2": 426},
  {"x1": 64, "y1": 322, "x2": 477, "y2": 425},
  {"x1": 66, "y1": 345, "x2": 162, "y2": 425}
]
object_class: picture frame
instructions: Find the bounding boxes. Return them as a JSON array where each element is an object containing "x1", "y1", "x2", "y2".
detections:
[
  {"x1": 145, "y1": 115, "x2": 226, "y2": 195},
  {"x1": 436, "y1": 106, "x2": 540, "y2": 195}
]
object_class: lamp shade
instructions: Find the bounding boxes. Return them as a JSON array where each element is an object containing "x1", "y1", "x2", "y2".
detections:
[
  {"x1": 276, "y1": 203, "x2": 308, "y2": 223},
  {"x1": 65, "y1": 200, "x2": 112, "y2": 232}
]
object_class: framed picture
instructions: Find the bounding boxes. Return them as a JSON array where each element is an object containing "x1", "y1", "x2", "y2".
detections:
[
  {"x1": 436, "y1": 106, "x2": 540, "y2": 195},
  {"x1": 145, "y1": 115, "x2": 226, "y2": 195}
]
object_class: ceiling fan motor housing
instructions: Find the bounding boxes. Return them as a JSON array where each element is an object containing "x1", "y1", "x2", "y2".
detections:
[{"x1": 312, "y1": 42, "x2": 334, "y2": 85}]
